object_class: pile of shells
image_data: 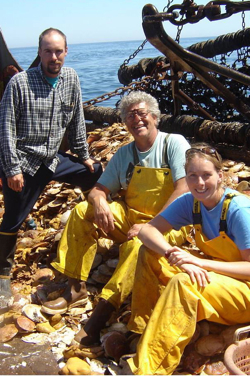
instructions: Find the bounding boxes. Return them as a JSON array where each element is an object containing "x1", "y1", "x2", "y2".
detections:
[{"x1": 0, "y1": 122, "x2": 250, "y2": 375}]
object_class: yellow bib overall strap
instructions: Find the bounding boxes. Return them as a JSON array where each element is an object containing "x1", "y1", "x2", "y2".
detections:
[
  {"x1": 193, "y1": 193, "x2": 237, "y2": 232},
  {"x1": 193, "y1": 194, "x2": 242, "y2": 261},
  {"x1": 125, "y1": 134, "x2": 170, "y2": 186},
  {"x1": 220, "y1": 193, "x2": 238, "y2": 232}
]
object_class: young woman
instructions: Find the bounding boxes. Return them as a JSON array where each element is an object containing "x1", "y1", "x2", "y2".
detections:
[{"x1": 126, "y1": 143, "x2": 250, "y2": 375}]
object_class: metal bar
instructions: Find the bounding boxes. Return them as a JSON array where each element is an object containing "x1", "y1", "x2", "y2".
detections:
[
  {"x1": 175, "y1": 89, "x2": 215, "y2": 120},
  {"x1": 142, "y1": 4, "x2": 250, "y2": 121}
]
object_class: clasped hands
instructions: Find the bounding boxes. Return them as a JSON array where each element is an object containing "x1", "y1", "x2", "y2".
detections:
[{"x1": 165, "y1": 247, "x2": 211, "y2": 287}]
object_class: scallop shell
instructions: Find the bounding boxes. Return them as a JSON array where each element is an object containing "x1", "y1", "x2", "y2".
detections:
[
  {"x1": 49, "y1": 313, "x2": 63, "y2": 326},
  {"x1": 16, "y1": 315, "x2": 36, "y2": 333},
  {"x1": 21, "y1": 332, "x2": 49, "y2": 345},
  {"x1": 60, "y1": 210, "x2": 72, "y2": 225},
  {"x1": 92, "y1": 140, "x2": 109, "y2": 150},
  {"x1": 22, "y1": 304, "x2": 48, "y2": 323},
  {"x1": 229, "y1": 162, "x2": 245, "y2": 173},
  {"x1": 97, "y1": 238, "x2": 114, "y2": 253},
  {"x1": 223, "y1": 160, "x2": 236, "y2": 168},
  {"x1": 237, "y1": 170, "x2": 250, "y2": 180},
  {"x1": 36, "y1": 321, "x2": 56, "y2": 334},
  {"x1": 60, "y1": 357, "x2": 92, "y2": 375},
  {"x1": 32, "y1": 268, "x2": 54, "y2": 286},
  {"x1": 46, "y1": 187, "x2": 61, "y2": 196},
  {"x1": 48, "y1": 197, "x2": 66, "y2": 210},
  {"x1": 0, "y1": 324, "x2": 19, "y2": 342},
  {"x1": 203, "y1": 361, "x2": 229, "y2": 375}
]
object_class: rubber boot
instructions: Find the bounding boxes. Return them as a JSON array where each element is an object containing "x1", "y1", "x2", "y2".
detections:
[
  {"x1": 0, "y1": 233, "x2": 17, "y2": 310},
  {"x1": 41, "y1": 278, "x2": 88, "y2": 315},
  {"x1": 75, "y1": 299, "x2": 115, "y2": 346},
  {"x1": 0, "y1": 233, "x2": 17, "y2": 265}
]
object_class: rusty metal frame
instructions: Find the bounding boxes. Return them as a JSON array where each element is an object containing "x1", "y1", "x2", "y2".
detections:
[{"x1": 142, "y1": 4, "x2": 250, "y2": 122}]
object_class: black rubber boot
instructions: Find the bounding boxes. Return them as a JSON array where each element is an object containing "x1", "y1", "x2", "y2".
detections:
[
  {"x1": 0, "y1": 233, "x2": 17, "y2": 265},
  {"x1": 0, "y1": 233, "x2": 17, "y2": 310},
  {"x1": 75, "y1": 299, "x2": 115, "y2": 346}
]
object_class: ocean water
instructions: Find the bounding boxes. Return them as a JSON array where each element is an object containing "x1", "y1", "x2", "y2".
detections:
[{"x1": 9, "y1": 37, "x2": 236, "y2": 108}]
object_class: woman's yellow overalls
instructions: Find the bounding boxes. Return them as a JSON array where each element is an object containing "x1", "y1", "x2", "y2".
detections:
[
  {"x1": 128, "y1": 194, "x2": 250, "y2": 375},
  {"x1": 51, "y1": 138, "x2": 189, "y2": 309}
]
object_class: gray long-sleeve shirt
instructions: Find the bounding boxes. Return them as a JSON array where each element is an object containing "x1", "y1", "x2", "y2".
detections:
[{"x1": 0, "y1": 63, "x2": 89, "y2": 177}]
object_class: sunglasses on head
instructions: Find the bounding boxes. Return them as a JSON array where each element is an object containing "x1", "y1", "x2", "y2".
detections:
[{"x1": 186, "y1": 147, "x2": 220, "y2": 161}]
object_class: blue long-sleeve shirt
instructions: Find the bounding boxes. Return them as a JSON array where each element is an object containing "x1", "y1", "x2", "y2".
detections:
[{"x1": 0, "y1": 63, "x2": 89, "y2": 177}]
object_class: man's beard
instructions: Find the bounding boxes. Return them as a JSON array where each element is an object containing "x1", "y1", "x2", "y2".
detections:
[{"x1": 46, "y1": 62, "x2": 62, "y2": 75}]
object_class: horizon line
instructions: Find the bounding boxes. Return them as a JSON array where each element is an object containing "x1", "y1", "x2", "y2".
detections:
[{"x1": 10, "y1": 36, "x2": 215, "y2": 50}]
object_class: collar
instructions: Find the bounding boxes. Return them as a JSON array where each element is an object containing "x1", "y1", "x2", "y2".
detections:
[{"x1": 37, "y1": 63, "x2": 64, "y2": 83}]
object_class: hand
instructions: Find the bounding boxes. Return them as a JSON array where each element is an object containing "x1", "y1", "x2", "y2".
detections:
[
  {"x1": 180, "y1": 263, "x2": 211, "y2": 287},
  {"x1": 166, "y1": 247, "x2": 203, "y2": 268},
  {"x1": 83, "y1": 158, "x2": 100, "y2": 173},
  {"x1": 7, "y1": 174, "x2": 24, "y2": 192},
  {"x1": 94, "y1": 196, "x2": 115, "y2": 233},
  {"x1": 127, "y1": 223, "x2": 145, "y2": 240}
]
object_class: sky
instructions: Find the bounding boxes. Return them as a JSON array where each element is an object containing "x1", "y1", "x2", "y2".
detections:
[{"x1": 0, "y1": 0, "x2": 247, "y2": 48}]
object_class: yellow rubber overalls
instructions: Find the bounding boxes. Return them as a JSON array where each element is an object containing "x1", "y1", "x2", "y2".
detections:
[
  {"x1": 52, "y1": 137, "x2": 189, "y2": 309},
  {"x1": 128, "y1": 194, "x2": 250, "y2": 375}
]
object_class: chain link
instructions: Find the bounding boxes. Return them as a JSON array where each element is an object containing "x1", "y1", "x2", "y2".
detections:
[
  {"x1": 144, "y1": 0, "x2": 250, "y2": 26},
  {"x1": 242, "y1": 0, "x2": 246, "y2": 29},
  {"x1": 175, "y1": 21, "x2": 184, "y2": 43},
  {"x1": 120, "y1": 39, "x2": 148, "y2": 70},
  {"x1": 82, "y1": 77, "x2": 154, "y2": 108},
  {"x1": 83, "y1": 0, "x2": 249, "y2": 111},
  {"x1": 163, "y1": 0, "x2": 174, "y2": 12}
]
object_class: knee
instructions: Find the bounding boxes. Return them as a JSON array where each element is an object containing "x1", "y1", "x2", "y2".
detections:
[
  {"x1": 170, "y1": 272, "x2": 192, "y2": 288},
  {"x1": 90, "y1": 163, "x2": 102, "y2": 184},
  {"x1": 73, "y1": 201, "x2": 91, "y2": 220},
  {"x1": 94, "y1": 162, "x2": 103, "y2": 178},
  {"x1": 119, "y1": 238, "x2": 142, "y2": 259}
]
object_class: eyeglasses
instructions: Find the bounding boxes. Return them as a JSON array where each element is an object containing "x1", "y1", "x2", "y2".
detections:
[
  {"x1": 186, "y1": 147, "x2": 221, "y2": 161},
  {"x1": 126, "y1": 110, "x2": 149, "y2": 120}
]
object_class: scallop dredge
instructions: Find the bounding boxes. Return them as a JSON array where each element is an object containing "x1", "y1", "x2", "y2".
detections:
[{"x1": 84, "y1": 0, "x2": 250, "y2": 165}]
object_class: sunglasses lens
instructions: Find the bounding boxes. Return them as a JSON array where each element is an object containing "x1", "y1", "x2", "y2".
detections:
[
  {"x1": 186, "y1": 147, "x2": 219, "y2": 161},
  {"x1": 127, "y1": 110, "x2": 148, "y2": 120}
]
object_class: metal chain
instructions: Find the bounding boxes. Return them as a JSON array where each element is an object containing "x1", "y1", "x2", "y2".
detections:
[
  {"x1": 242, "y1": 0, "x2": 246, "y2": 29},
  {"x1": 83, "y1": 1, "x2": 249, "y2": 111},
  {"x1": 145, "y1": 0, "x2": 250, "y2": 26},
  {"x1": 163, "y1": 0, "x2": 174, "y2": 12},
  {"x1": 175, "y1": 21, "x2": 184, "y2": 43},
  {"x1": 120, "y1": 39, "x2": 148, "y2": 70},
  {"x1": 82, "y1": 77, "x2": 154, "y2": 108}
]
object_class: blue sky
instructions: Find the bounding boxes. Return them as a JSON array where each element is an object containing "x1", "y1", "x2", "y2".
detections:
[{"x1": 1, "y1": 0, "x2": 246, "y2": 48}]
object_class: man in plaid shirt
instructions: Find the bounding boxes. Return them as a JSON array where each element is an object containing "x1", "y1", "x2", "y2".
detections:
[{"x1": 0, "y1": 28, "x2": 102, "y2": 309}]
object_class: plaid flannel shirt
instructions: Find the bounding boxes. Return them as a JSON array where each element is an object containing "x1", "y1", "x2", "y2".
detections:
[{"x1": 0, "y1": 63, "x2": 89, "y2": 177}]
